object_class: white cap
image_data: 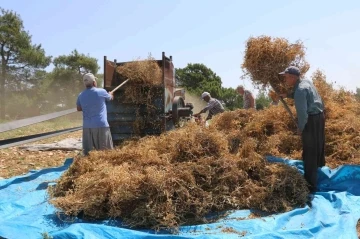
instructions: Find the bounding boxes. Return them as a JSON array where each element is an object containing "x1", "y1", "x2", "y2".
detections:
[
  {"x1": 201, "y1": 92, "x2": 210, "y2": 99},
  {"x1": 83, "y1": 73, "x2": 96, "y2": 83}
]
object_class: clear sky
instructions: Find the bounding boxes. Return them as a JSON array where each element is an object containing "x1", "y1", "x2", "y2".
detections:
[{"x1": 2, "y1": 0, "x2": 360, "y2": 95}]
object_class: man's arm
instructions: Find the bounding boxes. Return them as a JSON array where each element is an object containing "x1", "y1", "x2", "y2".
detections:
[
  {"x1": 76, "y1": 97, "x2": 82, "y2": 111},
  {"x1": 100, "y1": 89, "x2": 114, "y2": 101},
  {"x1": 193, "y1": 107, "x2": 207, "y2": 116},
  {"x1": 294, "y1": 89, "x2": 308, "y2": 133},
  {"x1": 194, "y1": 100, "x2": 216, "y2": 116}
]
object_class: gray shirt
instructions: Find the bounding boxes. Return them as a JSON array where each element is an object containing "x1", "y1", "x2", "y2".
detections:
[
  {"x1": 288, "y1": 79, "x2": 324, "y2": 131},
  {"x1": 201, "y1": 98, "x2": 225, "y2": 120}
]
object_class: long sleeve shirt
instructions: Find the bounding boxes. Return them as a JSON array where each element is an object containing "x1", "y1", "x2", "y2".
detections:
[
  {"x1": 76, "y1": 87, "x2": 112, "y2": 128},
  {"x1": 200, "y1": 98, "x2": 225, "y2": 120},
  {"x1": 288, "y1": 79, "x2": 324, "y2": 131}
]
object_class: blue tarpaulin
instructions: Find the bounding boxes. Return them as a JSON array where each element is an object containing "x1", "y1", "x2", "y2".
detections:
[{"x1": 0, "y1": 156, "x2": 359, "y2": 239}]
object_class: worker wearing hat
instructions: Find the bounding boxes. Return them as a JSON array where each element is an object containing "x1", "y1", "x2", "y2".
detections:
[
  {"x1": 278, "y1": 66, "x2": 325, "y2": 193},
  {"x1": 193, "y1": 92, "x2": 225, "y2": 121},
  {"x1": 76, "y1": 73, "x2": 114, "y2": 156}
]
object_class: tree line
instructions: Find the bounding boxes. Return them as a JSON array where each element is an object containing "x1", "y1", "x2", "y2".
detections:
[
  {"x1": 0, "y1": 7, "x2": 273, "y2": 121},
  {"x1": 7, "y1": 8, "x2": 359, "y2": 121},
  {"x1": 0, "y1": 8, "x2": 100, "y2": 120},
  {"x1": 175, "y1": 63, "x2": 272, "y2": 110}
]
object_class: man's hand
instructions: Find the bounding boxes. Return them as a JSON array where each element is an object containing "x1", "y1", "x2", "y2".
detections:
[{"x1": 108, "y1": 91, "x2": 114, "y2": 100}]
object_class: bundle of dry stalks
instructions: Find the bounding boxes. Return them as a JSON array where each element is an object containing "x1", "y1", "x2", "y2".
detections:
[
  {"x1": 311, "y1": 70, "x2": 360, "y2": 165},
  {"x1": 241, "y1": 36, "x2": 310, "y2": 93},
  {"x1": 114, "y1": 55, "x2": 164, "y2": 134},
  {"x1": 115, "y1": 55, "x2": 162, "y2": 103},
  {"x1": 49, "y1": 40, "x2": 359, "y2": 231},
  {"x1": 268, "y1": 90, "x2": 280, "y2": 102},
  {"x1": 212, "y1": 69, "x2": 360, "y2": 168},
  {"x1": 116, "y1": 55, "x2": 162, "y2": 86},
  {"x1": 49, "y1": 124, "x2": 309, "y2": 231}
]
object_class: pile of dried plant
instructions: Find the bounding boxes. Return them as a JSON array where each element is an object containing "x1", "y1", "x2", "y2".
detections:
[
  {"x1": 241, "y1": 36, "x2": 310, "y2": 93},
  {"x1": 115, "y1": 55, "x2": 164, "y2": 135},
  {"x1": 115, "y1": 55, "x2": 162, "y2": 104},
  {"x1": 116, "y1": 54, "x2": 162, "y2": 86},
  {"x1": 212, "y1": 70, "x2": 360, "y2": 168},
  {"x1": 211, "y1": 106, "x2": 302, "y2": 159},
  {"x1": 311, "y1": 70, "x2": 360, "y2": 165},
  {"x1": 48, "y1": 38, "x2": 359, "y2": 232},
  {"x1": 49, "y1": 124, "x2": 309, "y2": 231}
]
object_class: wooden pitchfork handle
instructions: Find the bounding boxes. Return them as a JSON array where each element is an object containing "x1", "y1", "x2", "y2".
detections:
[{"x1": 110, "y1": 79, "x2": 130, "y2": 94}]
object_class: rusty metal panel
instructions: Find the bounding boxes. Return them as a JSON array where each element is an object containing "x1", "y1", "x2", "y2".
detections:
[
  {"x1": 104, "y1": 58, "x2": 115, "y2": 88},
  {"x1": 163, "y1": 59, "x2": 175, "y2": 114}
]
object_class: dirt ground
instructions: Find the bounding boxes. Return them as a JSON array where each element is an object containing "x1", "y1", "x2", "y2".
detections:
[{"x1": 0, "y1": 130, "x2": 82, "y2": 179}]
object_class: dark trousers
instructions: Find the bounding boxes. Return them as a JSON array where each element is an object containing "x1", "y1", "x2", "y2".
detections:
[{"x1": 301, "y1": 112, "x2": 325, "y2": 192}]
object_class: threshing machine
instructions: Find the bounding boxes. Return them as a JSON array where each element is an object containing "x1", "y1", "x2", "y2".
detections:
[{"x1": 104, "y1": 52, "x2": 194, "y2": 145}]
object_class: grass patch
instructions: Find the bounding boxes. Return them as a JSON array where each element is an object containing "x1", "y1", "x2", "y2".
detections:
[{"x1": 0, "y1": 112, "x2": 82, "y2": 140}]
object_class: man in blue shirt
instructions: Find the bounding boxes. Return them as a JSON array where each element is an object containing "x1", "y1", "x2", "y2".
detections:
[
  {"x1": 76, "y1": 73, "x2": 114, "y2": 156},
  {"x1": 279, "y1": 66, "x2": 325, "y2": 193}
]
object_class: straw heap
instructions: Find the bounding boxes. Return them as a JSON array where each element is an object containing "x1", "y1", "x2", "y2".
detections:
[
  {"x1": 115, "y1": 55, "x2": 164, "y2": 135},
  {"x1": 311, "y1": 70, "x2": 360, "y2": 165},
  {"x1": 211, "y1": 69, "x2": 360, "y2": 168},
  {"x1": 49, "y1": 71, "x2": 359, "y2": 231},
  {"x1": 48, "y1": 38, "x2": 359, "y2": 232},
  {"x1": 116, "y1": 54, "x2": 162, "y2": 86},
  {"x1": 49, "y1": 124, "x2": 309, "y2": 231},
  {"x1": 241, "y1": 36, "x2": 310, "y2": 93}
]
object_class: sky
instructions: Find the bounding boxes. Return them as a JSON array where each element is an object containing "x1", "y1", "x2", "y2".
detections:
[{"x1": 2, "y1": 0, "x2": 360, "y2": 96}]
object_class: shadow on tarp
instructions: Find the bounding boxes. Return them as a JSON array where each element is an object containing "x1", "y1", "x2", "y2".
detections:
[{"x1": 0, "y1": 156, "x2": 359, "y2": 239}]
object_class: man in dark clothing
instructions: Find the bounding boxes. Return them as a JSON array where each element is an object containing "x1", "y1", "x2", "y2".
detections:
[{"x1": 279, "y1": 66, "x2": 325, "y2": 193}]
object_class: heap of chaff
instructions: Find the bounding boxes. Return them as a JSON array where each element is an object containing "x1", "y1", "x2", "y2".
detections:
[
  {"x1": 240, "y1": 35, "x2": 359, "y2": 167},
  {"x1": 49, "y1": 124, "x2": 309, "y2": 231},
  {"x1": 114, "y1": 55, "x2": 163, "y2": 135},
  {"x1": 49, "y1": 37, "x2": 359, "y2": 232},
  {"x1": 241, "y1": 35, "x2": 310, "y2": 94},
  {"x1": 115, "y1": 54, "x2": 162, "y2": 103},
  {"x1": 212, "y1": 69, "x2": 360, "y2": 168}
]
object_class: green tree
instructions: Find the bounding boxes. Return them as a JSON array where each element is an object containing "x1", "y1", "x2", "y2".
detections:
[
  {"x1": 40, "y1": 50, "x2": 99, "y2": 110},
  {"x1": 53, "y1": 49, "x2": 99, "y2": 75},
  {"x1": 220, "y1": 87, "x2": 243, "y2": 110},
  {"x1": 255, "y1": 90, "x2": 271, "y2": 110},
  {"x1": 0, "y1": 8, "x2": 51, "y2": 119},
  {"x1": 176, "y1": 63, "x2": 222, "y2": 98}
]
